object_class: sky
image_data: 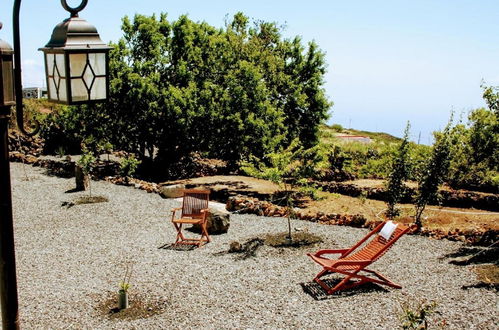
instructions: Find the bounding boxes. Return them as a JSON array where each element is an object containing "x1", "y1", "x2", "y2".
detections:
[{"x1": 0, "y1": 0, "x2": 498, "y2": 143}]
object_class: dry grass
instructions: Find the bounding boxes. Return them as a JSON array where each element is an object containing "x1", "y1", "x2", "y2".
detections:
[{"x1": 474, "y1": 265, "x2": 499, "y2": 285}]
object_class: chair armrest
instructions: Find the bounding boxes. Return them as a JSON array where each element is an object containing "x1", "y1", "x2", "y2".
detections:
[
  {"x1": 313, "y1": 249, "x2": 349, "y2": 257},
  {"x1": 171, "y1": 207, "x2": 182, "y2": 221},
  {"x1": 200, "y1": 208, "x2": 209, "y2": 213}
]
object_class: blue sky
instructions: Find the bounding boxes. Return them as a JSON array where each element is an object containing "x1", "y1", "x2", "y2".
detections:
[{"x1": 1, "y1": 0, "x2": 498, "y2": 143}]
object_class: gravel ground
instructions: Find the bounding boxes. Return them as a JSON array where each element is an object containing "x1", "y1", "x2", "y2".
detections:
[{"x1": 6, "y1": 163, "x2": 498, "y2": 329}]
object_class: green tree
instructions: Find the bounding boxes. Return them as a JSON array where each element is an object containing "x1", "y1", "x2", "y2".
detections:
[
  {"x1": 414, "y1": 119, "x2": 453, "y2": 230},
  {"x1": 385, "y1": 122, "x2": 411, "y2": 219},
  {"x1": 77, "y1": 146, "x2": 96, "y2": 197},
  {"x1": 42, "y1": 12, "x2": 332, "y2": 178},
  {"x1": 241, "y1": 140, "x2": 323, "y2": 242},
  {"x1": 447, "y1": 84, "x2": 499, "y2": 192}
]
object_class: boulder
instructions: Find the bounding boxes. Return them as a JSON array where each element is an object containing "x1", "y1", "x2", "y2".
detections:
[
  {"x1": 159, "y1": 184, "x2": 186, "y2": 199},
  {"x1": 193, "y1": 203, "x2": 230, "y2": 234}
]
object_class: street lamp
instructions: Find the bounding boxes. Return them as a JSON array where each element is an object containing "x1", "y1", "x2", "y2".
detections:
[
  {"x1": 39, "y1": 0, "x2": 112, "y2": 104},
  {"x1": 0, "y1": 1, "x2": 111, "y2": 328}
]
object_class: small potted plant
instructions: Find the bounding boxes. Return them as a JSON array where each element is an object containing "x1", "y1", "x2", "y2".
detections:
[{"x1": 118, "y1": 265, "x2": 132, "y2": 310}]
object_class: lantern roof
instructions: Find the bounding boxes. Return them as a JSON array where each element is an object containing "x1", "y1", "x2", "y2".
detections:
[{"x1": 39, "y1": 16, "x2": 111, "y2": 51}]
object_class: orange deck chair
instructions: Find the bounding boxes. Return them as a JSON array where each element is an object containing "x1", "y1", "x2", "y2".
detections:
[
  {"x1": 171, "y1": 189, "x2": 211, "y2": 247},
  {"x1": 307, "y1": 221, "x2": 409, "y2": 294}
]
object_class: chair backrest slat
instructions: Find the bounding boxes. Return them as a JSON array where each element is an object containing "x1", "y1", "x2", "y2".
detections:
[
  {"x1": 182, "y1": 189, "x2": 210, "y2": 218},
  {"x1": 346, "y1": 223, "x2": 409, "y2": 263}
]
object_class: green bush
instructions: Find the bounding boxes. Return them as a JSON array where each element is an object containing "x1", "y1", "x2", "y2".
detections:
[{"x1": 119, "y1": 154, "x2": 141, "y2": 183}]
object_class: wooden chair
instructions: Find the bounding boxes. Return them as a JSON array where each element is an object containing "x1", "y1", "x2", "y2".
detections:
[
  {"x1": 171, "y1": 189, "x2": 211, "y2": 247},
  {"x1": 307, "y1": 221, "x2": 409, "y2": 294}
]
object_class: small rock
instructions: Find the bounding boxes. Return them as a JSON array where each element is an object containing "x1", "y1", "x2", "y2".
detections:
[{"x1": 229, "y1": 241, "x2": 242, "y2": 253}]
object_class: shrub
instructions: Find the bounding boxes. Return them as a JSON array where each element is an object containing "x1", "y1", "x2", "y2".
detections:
[
  {"x1": 385, "y1": 122, "x2": 411, "y2": 218},
  {"x1": 119, "y1": 154, "x2": 141, "y2": 183}
]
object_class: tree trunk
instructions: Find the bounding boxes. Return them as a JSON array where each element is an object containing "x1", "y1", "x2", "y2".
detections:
[{"x1": 75, "y1": 165, "x2": 89, "y2": 191}]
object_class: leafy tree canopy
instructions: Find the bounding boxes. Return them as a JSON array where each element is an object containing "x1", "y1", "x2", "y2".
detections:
[{"x1": 42, "y1": 12, "x2": 332, "y2": 175}]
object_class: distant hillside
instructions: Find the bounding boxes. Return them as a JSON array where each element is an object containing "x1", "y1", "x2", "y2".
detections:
[{"x1": 319, "y1": 124, "x2": 402, "y2": 147}]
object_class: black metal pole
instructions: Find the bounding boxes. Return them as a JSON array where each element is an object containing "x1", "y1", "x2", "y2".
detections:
[{"x1": 0, "y1": 106, "x2": 19, "y2": 329}]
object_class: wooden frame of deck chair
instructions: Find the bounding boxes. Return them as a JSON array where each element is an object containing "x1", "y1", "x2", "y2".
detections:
[
  {"x1": 307, "y1": 221, "x2": 410, "y2": 295},
  {"x1": 171, "y1": 189, "x2": 211, "y2": 247}
]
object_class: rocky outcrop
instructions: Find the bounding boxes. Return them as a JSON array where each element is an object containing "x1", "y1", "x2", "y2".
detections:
[
  {"x1": 192, "y1": 203, "x2": 230, "y2": 234},
  {"x1": 8, "y1": 130, "x2": 44, "y2": 157},
  {"x1": 316, "y1": 181, "x2": 499, "y2": 212},
  {"x1": 226, "y1": 196, "x2": 498, "y2": 246},
  {"x1": 159, "y1": 184, "x2": 186, "y2": 199},
  {"x1": 225, "y1": 196, "x2": 368, "y2": 228}
]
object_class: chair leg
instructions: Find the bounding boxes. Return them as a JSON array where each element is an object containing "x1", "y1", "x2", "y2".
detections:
[
  {"x1": 313, "y1": 267, "x2": 402, "y2": 295},
  {"x1": 363, "y1": 269, "x2": 402, "y2": 289},
  {"x1": 201, "y1": 223, "x2": 211, "y2": 243},
  {"x1": 173, "y1": 222, "x2": 185, "y2": 244},
  {"x1": 314, "y1": 269, "x2": 359, "y2": 295}
]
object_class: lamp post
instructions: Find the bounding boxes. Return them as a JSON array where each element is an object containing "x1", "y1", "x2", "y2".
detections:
[{"x1": 0, "y1": 1, "x2": 111, "y2": 328}]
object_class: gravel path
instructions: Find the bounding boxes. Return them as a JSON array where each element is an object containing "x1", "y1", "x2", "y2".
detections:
[{"x1": 6, "y1": 163, "x2": 498, "y2": 329}]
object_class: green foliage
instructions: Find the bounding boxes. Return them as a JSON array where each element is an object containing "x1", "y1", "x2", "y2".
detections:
[
  {"x1": 119, "y1": 154, "x2": 141, "y2": 182},
  {"x1": 77, "y1": 146, "x2": 96, "y2": 197},
  {"x1": 119, "y1": 263, "x2": 133, "y2": 293},
  {"x1": 9, "y1": 99, "x2": 54, "y2": 131},
  {"x1": 336, "y1": 142, "x2": 397, "y2": 180},
  {"x1": 44, "y1": 12, "x2": 331, "y2": 175},
  {"x1": 40, "y1": 104, "x2": 109, "y2": 155},
  {"x1": 385, "y1": 122, "x2": 411, "y2": 218},
  {"x1": 77, "y1": 147, "x2": 96, "y2": 176},
  {"x1": 324, "y1": 145, "x2": 353, "y2": 181},
  {"x1": 241, "y1": 139, "x2": 322, "y2": 185},
  {"x1": 331, "y1": 124, "x2": 343, "y2": 132},
  {"x1": 414, "y1": 118, "x2": 453, "y2": 229},
  {"x1": 399, "y1": 300, "x2": 438, "y2": 330},
  {"x1": 119, "y1": 281, "x2": 130, "y2": 292},
  {"x1": 482, "y1": 83, "x2": 499, "y2": 115},
  {"x1": 446, "y1": 85, "x2": 499, "y2": 192},
  {"x1": 241, "y1": 140, "x2": 324, "y2": 239},
  {"x1": 317, "y1": 124, "x2": 429, "y2": 182}
]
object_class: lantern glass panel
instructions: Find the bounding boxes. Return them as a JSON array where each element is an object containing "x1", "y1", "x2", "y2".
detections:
[
  {"x1": 89, "y1": 53, "x2": 106, "y2": 75},
  {"x1": 70, "y1": 53, "x2": 87, "y2": 77},
  {"x1": 46, "y1": 53, "x2": 55, "y2": 77},
  {"x1": 82, "y1": 65, "x2": 94, "y2": 89},
  {"x1": 48, "y1": 76, "x2": 57, "y2": 100},
  {"x1": 90, "y1": 77, "x2": 106, "y2": 100},
  {"x1": 58, "y1": 78, "x2": 67, "y2": 102},
  {"x1": 71, "y1": 79, "x2": 88, "y2": 102},
  {"x1": 2, "y1": 57, "x2": 14, "y2": 103},
  {"x1": 55, "y1": 54, "x2": 66, "y2": 78}
]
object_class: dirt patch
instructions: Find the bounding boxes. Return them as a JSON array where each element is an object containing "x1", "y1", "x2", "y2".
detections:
[
  {"x1": 265, "y1": 232, "x2": 323, "y2": 247},
  {"x1": 75, "y1": 196, "x2": 109, "y2": 205},
  {"x1": 227, "y1": 232, "x2": 323, "y2": 259},
  {"x1": 461, "y1": 265, "x2": 499, "y2": 291},
  {"x1": 95, "y1": 291, "x2": 170, "y2": 320},
  {"x1": 161, "y1": 175, "x2": 281, "y2": 201},
  {"x1": 474, "y1": 265, "x2": 499, "y2": 285},
  {"x1": 304, "y1": 191, "x2": 499, "y2": 233}
]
